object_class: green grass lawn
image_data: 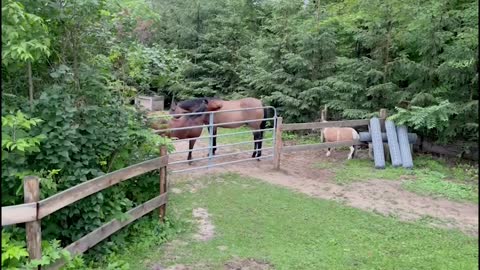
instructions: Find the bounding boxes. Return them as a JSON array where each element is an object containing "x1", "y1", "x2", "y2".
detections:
[
  {"x1": 106, "y1": 173, "x2": 478, "y2": 270},
  {"x1": 313, "y1": 155, "x2": 479, "y2": 203}
]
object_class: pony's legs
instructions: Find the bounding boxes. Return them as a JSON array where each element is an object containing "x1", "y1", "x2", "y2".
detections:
[
  {"x1": 188, "y1": 139, "x2": 196, "y2": 165},
  {"x1": 348, "y1": 146, "x2": 355, "y2": 160}
]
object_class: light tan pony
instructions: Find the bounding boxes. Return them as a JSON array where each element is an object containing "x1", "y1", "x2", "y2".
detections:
[{"x1": 321, "y1": 119, "x2": 360, "y2": 159}]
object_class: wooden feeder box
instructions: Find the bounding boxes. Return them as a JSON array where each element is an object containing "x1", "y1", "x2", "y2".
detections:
[{"x1": 135, "y1": 95, "x2": 164, "y2": 111}]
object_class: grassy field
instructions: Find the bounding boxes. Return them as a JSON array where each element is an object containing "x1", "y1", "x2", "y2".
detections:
[
  {"x1": 100, "y1": 173, "x2": 478, "y2": 270},
  {"x1": 313, "y1": 155, "x2": 479, "y2": 203}
]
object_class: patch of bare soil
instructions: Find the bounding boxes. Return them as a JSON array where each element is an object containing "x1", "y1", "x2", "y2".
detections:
[
  {"x1": 224, "y1": 258, "x2": 274, "y2": 270},
  {"x1": 150, "y1": 264, "x2": 191, "y2": 270},
  {"x1": 168, "y1": 139, "x2": 478, "y2": 236},
  {"x1": 192, "y1": 208, "x2": 215, "y2": 241}
]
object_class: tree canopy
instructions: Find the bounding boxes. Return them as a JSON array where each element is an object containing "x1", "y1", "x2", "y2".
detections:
[{"x1": 4, "y1": 0, "x2": 476, "y2": 144}]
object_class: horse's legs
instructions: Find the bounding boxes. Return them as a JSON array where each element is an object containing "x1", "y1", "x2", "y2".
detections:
[
  {"x1": 256, "y1": 130, "x2": 264, "y2": 159},
  {"x1": 188, "y1": 139, "x2": 196, "y2": 165},
  {"x1": 252, "y1": 131, "x2": 260, "y2": 158},
  {"x1": 206, "y1": 126, "x2": 218, "y2": 157},
  {"x1": 212, "y1": 127, "x2": 218, "y2": 155}
]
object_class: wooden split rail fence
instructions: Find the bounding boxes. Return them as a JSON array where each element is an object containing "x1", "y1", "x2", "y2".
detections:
[
  {"x1": 273, "y1": 109, "x2": 388, "y2": 169},
  {"x1": 1, "y1": 146, "x2": 169, "y2": 270}
]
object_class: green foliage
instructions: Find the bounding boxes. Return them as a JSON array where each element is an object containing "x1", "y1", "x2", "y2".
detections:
[
  {"x1": 389, "y1": 101, "x2": 456, "y2": 139},
  {"x1": 2, "y1": 111, "x2": 45, "y2": 154},
  {"x1": 123, "y1": 43, "x2": 187, "y2": 95},
  {"x1": 84, "y1": 213, "x2": 184, "y2": 269},
  {"x1": 0, "y1": 111, "x2": 58, "y2": 205},
  {"x1": 1, "y1": 230, "x2": 85, "y2": 270},
  {"x1": 1, "y1": 0, "x2": 51, "y2": 66},
  {"x1": 26, "y1": 86, "x2": 171, "y2": 243},
  {"x1": 1, "y1": 231, "x2": 29, "y2": 269}
]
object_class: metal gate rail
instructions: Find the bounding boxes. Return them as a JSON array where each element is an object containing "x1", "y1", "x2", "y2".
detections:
[
  {"x1": 171, "y1": 137, "x2": 274, "y2": 155},
  {"x1": 172, "y1": 155, "x2": 274, "y2": 174},
  {"x1": 169, "y1": 147, "x2": 275, "y2": 165},
  {"x1": 172, "y1": 127, "x2": 274, "y2": 143}
]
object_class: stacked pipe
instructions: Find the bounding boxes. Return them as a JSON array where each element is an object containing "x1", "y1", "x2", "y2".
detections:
[{"x1": 361, "y1": 118, "x2": 415, "y2": 169}]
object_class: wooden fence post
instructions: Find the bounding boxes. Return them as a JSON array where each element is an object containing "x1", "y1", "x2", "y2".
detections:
[
  {"x1": 379, "y1": 108, "x2": 390, "y2": 162},
  {"x1": 24, "y1": 176, "x2": 41, "y2": 266},
  {"x1": 379, "y1": 108, "x2": 387, "y2": 128},
  {"x1": 274, "y1": 117, "x2": 283, "y2": 170},
  {"x1": 320, "y1": 105, "x2": 327, "y2": 142},
  {"x1": 159, "y1": 145, "x2": 168, "y2": 222}
]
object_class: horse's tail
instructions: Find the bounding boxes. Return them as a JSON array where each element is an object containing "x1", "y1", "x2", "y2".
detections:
[{"x1": 261, "y1": 107, "x2": 268, "y2": 131}]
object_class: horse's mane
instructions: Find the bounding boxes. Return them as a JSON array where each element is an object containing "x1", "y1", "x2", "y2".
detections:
[
  {"x1": 178, "y1": 97, "x2": 219, "y2": 111},
  {"x1": 183, "y1": 99, "x2": 212, "y2": 120}
]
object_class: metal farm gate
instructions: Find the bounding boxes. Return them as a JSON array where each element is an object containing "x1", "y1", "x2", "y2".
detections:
[{"x1": 153, "y1": 106, "x2": 278, "y2": 174}]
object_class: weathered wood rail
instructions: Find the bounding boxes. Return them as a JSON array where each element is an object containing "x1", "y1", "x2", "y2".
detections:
[
  {"x1": 1, "y1": 146, "x2": 169, "y2": 269},
  {"x1": 273, "y1": 109, "x2": 387, "y2": 169}
]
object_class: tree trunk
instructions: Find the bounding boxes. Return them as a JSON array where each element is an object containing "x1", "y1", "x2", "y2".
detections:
[
  {"x1": 27, "y1": 61, "x2": 34, "y2": 111},
  {"x1": 71, "y1": 25, "x2": 80, "y2": 91},
  {"x1": 384, "y1": 23, "x2": 391, "y2": 83},
  {"x1": 73, "y1": 40, "x2": 80, "y2": 90}
]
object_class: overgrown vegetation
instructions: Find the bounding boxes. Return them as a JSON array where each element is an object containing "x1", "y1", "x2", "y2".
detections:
[{"x1": 106, "y1": 173, "x2": 478, "y2": 269}]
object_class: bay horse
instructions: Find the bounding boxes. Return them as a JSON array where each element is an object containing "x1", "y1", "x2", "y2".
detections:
[
  {"x1": 170, "y1": 97, "x2": 267, "y2": 159},
  {"x1": 155, "y1": 101, "x2": 208, "y2": 164},
  {"x1": 321, "y1": 120, "x2": 360, "y2": 160}
]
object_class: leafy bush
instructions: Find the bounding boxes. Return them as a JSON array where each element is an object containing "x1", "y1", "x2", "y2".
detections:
[
  {"x1": 1, "y1": 230, "x2": 85, "y2": 270},
  {"x1": 23, "y1": 86, "x2": 173, "y2": 244},
  {"x1": 0, "y1": 111, "x2": 59, "y2": 205}
]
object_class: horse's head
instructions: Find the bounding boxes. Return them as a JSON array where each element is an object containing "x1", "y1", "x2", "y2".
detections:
[
  {"x1": 169, "y1": 98, "x2": 223, "y2": 118},
  {"x1": 169, "y1": 100, "x2": 189, "y2": 118},
  {"x1": 165, "y1": 101, "x2": 209, "y2": 139}
]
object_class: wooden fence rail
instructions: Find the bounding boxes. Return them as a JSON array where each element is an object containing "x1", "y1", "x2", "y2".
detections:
[
  {"x1": 283, "y1": 140, "x2": 366, "y2": 153},
  {"x1": 1, "y1": 146, "x2": 169, "y2": 270},
  {"x1": 282, "y1": 119, "x2": 370, "y2": 131},
  {"x1": 273, "y1": 109, "x2": 387, "y2": 170},
  {"x1": 1, "y1": 202, "x2": 37, "y2": 226}
]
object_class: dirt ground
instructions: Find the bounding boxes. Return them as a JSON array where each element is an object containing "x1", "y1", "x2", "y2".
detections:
[{"x1": 168, "y1": 139, "x2": 478, "y2": 236}]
